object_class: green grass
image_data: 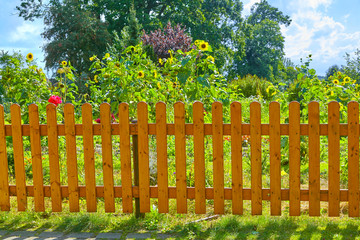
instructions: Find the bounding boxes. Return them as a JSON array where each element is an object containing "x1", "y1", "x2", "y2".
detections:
[{"x1": 1, "y1": 200, "x2": 360, "y2": 239}]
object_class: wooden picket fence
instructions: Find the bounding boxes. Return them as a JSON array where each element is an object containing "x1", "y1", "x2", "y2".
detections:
[{"x1": 0, "y1": 101, "x2": 359, "y2": 217}]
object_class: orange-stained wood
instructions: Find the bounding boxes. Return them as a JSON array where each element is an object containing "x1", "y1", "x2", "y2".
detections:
[
  {"x1": 193, "y1": 102, "x2": 206, "y2": 214},
  {"x1": 174, "y1": 102, "x2": 187, "y2": 213},
  {"x1": 250, "y1": 102, "x2": 262, "y2": 215},
  {"x1": 138, "y1": 102, "x2": 150, "y2": 213},
  {"x1": 269, "y1": 102, "x2": 281, "y2": 216},
  {"x1": 231, "y1": 102, "x2": 243, "y2": 215},
  {"x1": 46, "y1": 104, "x2": 62, "y2": 212},
  {"x1": 100, "y1": 103, "x2": 115, "y2": 212},
  {"x1": 289, "y1": 102, "x2": 301, "y2": 216},
  {"x1": 212, "y1": 102, "x2": 224, "y2": 214},
  {"x1": 11, "y1": 104, "x2": 27, "y2": 211},
  {"x1": 119, "y1": 103, "x2": 133, "y2": 213},
  {"x1": 308, "y1": 102, "x2": 320, "y2": 216},
  {"x1": 29, "y1": 104, "x2": 45, "y2": 212},
  {"x1": 348, "y1": 101, "x2": 359, "y2": 217},
  {"x1": 64, "y1": 104, "x2": 79, "y2": 212},
  {"x1": 82, "y1": 103, "x2": 97, "y2": 212},
  {"x1": 0, "y1": 105, "x2": 10, "y2": 211},
  {"x1": 156, "y1": 102, "x2": 168, "y2": 213},
  {"x1": 328, "y1": 102, "x2": 340, "y2": 216}
]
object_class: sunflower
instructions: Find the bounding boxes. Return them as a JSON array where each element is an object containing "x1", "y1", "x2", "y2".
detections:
[
  {"x1": 343, "y1": 76, "x2": 350, "y2": 83},
  {"x1": 153, "y1": 70, "x2": 158, "y2": 78},
  {"x1": 137, "y1": 71, "x2": 145, "y2": 78},
  {"x1": 89, "y1": 56, "x2": 95, "y2": 61},
  {"x1": 333, "y1": 79, "x2": 339, "y2": 85},
  {"x1": 104, "y1": 53, "x2": 110, "y2": 59},
  {"x1": 94, "y1": 75, "x2": 98, "y2": 83},
  {"x1": 26, "y1": 53, "x2": 34, "y2": 61},
  {"x1": 61, "y1": 61, "x2": 67, "y2": 66},
  {"x1": 207, "y1": 56, "x2": 215, "y2": 62},
  {"x1": 199, "y1": 41, "x2": 209, "y2": 51}
]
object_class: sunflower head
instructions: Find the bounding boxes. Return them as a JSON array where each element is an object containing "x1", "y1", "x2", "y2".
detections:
[
  {"x1": 104, "y1": 53, "x2": 110, "y2": 59},
  {"x1": 343, "y1": 76, "x2": 350, "y2": 83},
  {"x1": 61, "y1": 61, "x2": 67, "y2": 66},
  {"x1": 199, "y1": 41, "x2": 209, "y2": 51},
  {"x1": 153, "y1": 70, "x2": 158, "y2": 78},
  {"x1": 207, "y1": 56, "x2": 215, "y2": 63},
  {"x1": 333, "y1": 79, "x2": 339, "y2": 85},
  {"x1": 138, "y1": 71, "x2": 145, "y2": 78},
  {"x1": 26, "y1": 53, "x2": 34, "y2": 61}
]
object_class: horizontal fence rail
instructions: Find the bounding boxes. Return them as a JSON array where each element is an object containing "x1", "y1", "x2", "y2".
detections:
[{"x1": 0, "y1": 101, "x2": 359, "y2": 217}]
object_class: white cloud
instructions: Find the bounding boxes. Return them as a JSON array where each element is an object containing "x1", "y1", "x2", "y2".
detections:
[
  {"x1": 9, "y1": 22, "x2": 42, "y2": 43},
  {"x1": 290, "y1": 0, "x2": 332, "y2": 10},
  {"x1": 243, "y1": 0, "x2": 261, "y2": 16},
  {"x1": 282, "y1": 0, "x2": 360, "y2": 72}
]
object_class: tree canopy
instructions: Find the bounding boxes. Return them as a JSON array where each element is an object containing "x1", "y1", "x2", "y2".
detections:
[{"x1": 16, "y1": 0, "x2": 246, "y2": 74}]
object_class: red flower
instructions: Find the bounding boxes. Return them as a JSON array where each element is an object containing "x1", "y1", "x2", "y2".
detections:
[
  {"x1": 111, "y1": 113, "x2": 116, "y2": 122},
  {"x1": 48, "y1": 95, "x2": 62, "y2": 106},
  {"x1": 95, "y1": 114, "x2": 116, "y2": 123}
]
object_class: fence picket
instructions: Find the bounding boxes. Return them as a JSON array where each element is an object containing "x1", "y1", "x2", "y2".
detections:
[
  {"x1": 250, "y1": 102, "x2": 262, "y2": 215},
  {"x1": 269, "y1": 102, "x2": 281, "y2": 215},
  {"x1": 46, "y1": 104, "x2": 62, "y2": 212},
  {"x1": 175, "y1": 102, "x2": 187, "y2": 213},
  {"x1": 328, "y1": 102, "x2": 340, "y2": 216},
  {"x1": 348, "y1": 101, "x2": 359, "y2": 217},
  {"x1": 138, "y1": 102, "x2": 150, "y2": 213},
  {"x1": 100, "y1": 103, "x2": 115, "y2": 212},
  {"x1": 119, "y1": 103, "x2": 133, "y2": 213},
  {"x1": 212, "y1": 102, "x2": 224, "y2": 214},
  {"x1": 11, "y1": 104, "x2": 27, "y2": 211},
  {"x1": 64, "y1": 103, "x2": 79, "y2": 212},
  {"x1": 308, "y1": 102, "x2": 320, "y2": 216},
  {"x1": 156, "y1": 102, "x2": 168, "y2": 213},
  {"x1": 82, "y1": 103, "x2": 97, "y2": 212},
  {"x1": 0, "y1": 105, "x2": 9, "y2": 211},
  {"x1": 29, "y1": 104, "x2": 44, "y2": 212},
  {"x1": 193, "y1": 102, "x2": 206, "y2": 214},
  {"x1": 231, "y1": 102, "x2": 243, "y2": 215},
  {"x1": 289, "y1": 102, "x2": 300, "y2": 216}
]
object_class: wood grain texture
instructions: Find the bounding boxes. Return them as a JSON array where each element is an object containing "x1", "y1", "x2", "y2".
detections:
[
  {"x1": 138, "y1": 102, "x2": 150, "y2": 213},
  {"x1": 82, "y1": 103, "x2": 97, "y2": 212},
  {"x1": 348, "y1": 101, "x2": 359, "y2": 217},
  {"x1": 29, "y1": 104, "x2": 44, "y2": 212},
  {"x1": 119, "y1": 103, "x2": 133, "y2": 213},
  {"x1": 156, "y1": 102, "x2": 168, "y2": 213},
  {"x1": 100, "y1": 103, "x2": 115, "y2": 212},
  {"x1": 212, "y1": 102, "x2": 224, "y2": 214},
  {"x1": 231, "y1": 102, "x2": 243, "y2": 215},
  {"x1": 193, "y1": 102, "x2": 206, "y2": 214},
  {"x1": 0, "y1": 105, "x2": 9, "y2": 211},
  {"x1": 174, "y1": 102, "x2": 187, "y2": 213},
  {"x1": 46, "y1": 104, "x2": 62, "y2": 212},
  {"x1": 64, "y1": 103, "x2": 79, "y2": 212},
  {"x1": 328, "y1": 102, "x2": 340, "y2": 216},
  {"x1": 308, "y1": 102, "x2": 320, "y2": 216},
  {"x1": 11, "y1": 104, "x2": 27, "y2": 211},
  {"x1": 250, "y1": 102, "x2": 262, "y2": 215},
  {"x1": 289, "y1": 102, "x2": 300, "y2": 216},
  {"x1": 269, "y1": 102, "x2": 281, "y2": 216}
]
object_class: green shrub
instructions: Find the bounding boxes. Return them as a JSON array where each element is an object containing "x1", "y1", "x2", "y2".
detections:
[{"x1": 229, "y1": 74, "x2": 276, "y2": 101}]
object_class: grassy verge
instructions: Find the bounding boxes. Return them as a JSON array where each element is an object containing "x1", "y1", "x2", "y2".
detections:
[{"x1": 1, "y1": 200, "x2": 360, "y2": 239}]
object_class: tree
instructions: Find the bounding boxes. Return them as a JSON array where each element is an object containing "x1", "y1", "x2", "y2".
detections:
[
  {"x1": 325, "y1": 64, "x2": 341, "y2": 80},
  {"x1": 16, "y1": 0, "x2": 246, "y2": 74},
  {"x1": 231, "y1": 0, "x2": 291, "y2": 81},
  {"x1": 343, "y1": 49, "x2": 360, "y2": 82},
  {"x1": 41, "y1": 0, "x2": 111, "y2": 75}
]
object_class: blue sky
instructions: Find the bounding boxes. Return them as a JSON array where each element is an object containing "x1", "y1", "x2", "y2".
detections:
[{"x1": 1, "y1": 0, "x2": 359, "y2": 76}]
